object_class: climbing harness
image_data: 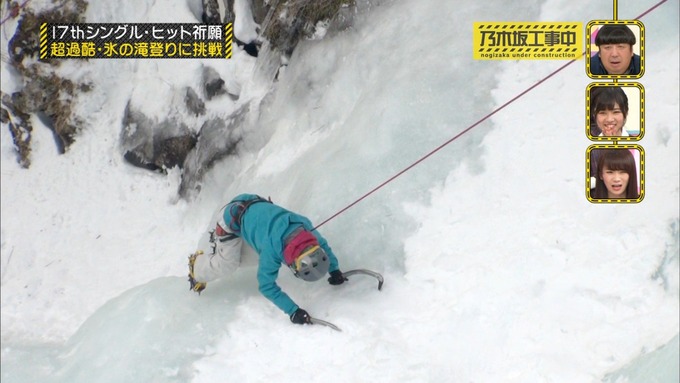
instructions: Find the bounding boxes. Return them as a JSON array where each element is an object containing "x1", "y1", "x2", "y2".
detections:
[{"x1": 225, "y1": 196, "x2": 272, "y2": 235}]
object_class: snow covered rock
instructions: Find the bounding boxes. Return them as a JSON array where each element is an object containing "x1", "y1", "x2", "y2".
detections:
[{"x1": 121, "y1": 103, "x2": 197, "y2": 173}]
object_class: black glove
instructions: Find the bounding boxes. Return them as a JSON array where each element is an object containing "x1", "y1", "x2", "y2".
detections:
[
  {"x1": 327, "y1": 270, "x2": 348, "y2": 285},
  {"x1": 290, "y1": 308, "x2": 312, "y2": 324}
]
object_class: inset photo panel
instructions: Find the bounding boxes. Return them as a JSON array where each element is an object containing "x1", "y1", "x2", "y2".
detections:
[
  {"x1": 586, "y1": 83, "x2": 644, "y2": 141},
  {"x1": 586, "y1": 20, "x2": 644, "y2": 79},
  {"x1": 586, "y1": 145, "x2": 645, "y2": 203}
]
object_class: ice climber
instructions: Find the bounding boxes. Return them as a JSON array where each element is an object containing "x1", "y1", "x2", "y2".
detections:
[{"x1": 187, "y1": 193, "x2": 348, "y2": 325}]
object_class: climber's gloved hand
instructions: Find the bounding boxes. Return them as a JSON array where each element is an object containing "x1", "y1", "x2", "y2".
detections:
[
  {"x1": 290, "y1": 308, "x2": 312, "y2": 325},
  {"x1": 327, "y1": 270, "x2": 348, "y2": 285}
]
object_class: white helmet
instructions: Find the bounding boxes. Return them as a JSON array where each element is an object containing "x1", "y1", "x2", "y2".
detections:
[{"x1": 289, "y1": 245, "x2": 330, "y2": 282}]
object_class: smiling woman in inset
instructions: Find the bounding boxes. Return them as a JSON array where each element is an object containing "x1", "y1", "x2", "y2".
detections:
[
  {"x1": 590, "y1": 86, "x2": 629, "y2": 137},
  {"x1": 592, "y1": 149, "x2": 639, "y2": 200}
]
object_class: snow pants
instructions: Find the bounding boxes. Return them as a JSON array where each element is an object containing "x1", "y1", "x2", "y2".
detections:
[{"x1": 192, "y1": 224, "x2": 243, "y2": 283}]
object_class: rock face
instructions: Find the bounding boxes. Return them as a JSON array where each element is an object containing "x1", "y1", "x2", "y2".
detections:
[
  {"x1": 1, "y1": 1, "x2": 89, "y2": 167},
  {"x1": 178, "y1": 104, "x2": 248, "y2": 199},
  {"x1": 119, "y1": 63, "x2": 239, "y2": 183},
  {"x1": 202, "y1": 66, "x2": 227, "y2": 100},
  {"x1": 120, "y1": 103, "x2": 198, "y2": 173},
  {"x1": 258, "y1": 0, "x2": 354, "y2": 55},
  {"x1": 184, "y1": 87, "x2": 207, "y2": 117},
  {"x1": 7, "y1": 67, "x2": 87, "y2": 153},
  {"x1": 1, "y1": 0, "x2": 355, "y2": 198},
  {"x1": 1, "y1": 93, "x2": 32, "y2": 168},
  {"x1": 201, "y1": 0, "x2": 222, "y2": 24},
  {"x1": 208, "y1": 0, "x2": 354, "y2": 56}
]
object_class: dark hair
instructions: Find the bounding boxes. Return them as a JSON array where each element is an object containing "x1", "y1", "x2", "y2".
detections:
[
  {"x1": 595, "y1": 25, "x2": 636, "y2": 46},
  {"x1": 592, "y1": 149, "x2": 639, "y2": 199},
  {"x1": 590, "y1": 86, "x2": 629, "y2": 120}
]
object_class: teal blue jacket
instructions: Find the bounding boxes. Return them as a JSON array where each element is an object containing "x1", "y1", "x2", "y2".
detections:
[{"x1": 224, "y1": 194, "x2": 340, "y2": 316}]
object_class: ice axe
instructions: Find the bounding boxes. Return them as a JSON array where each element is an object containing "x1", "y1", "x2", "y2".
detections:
[
  {"x1": 343, "y1": 269, "x2": 384, "y2": 291},
  {"x1": 309, "y1": 269, "x2": 384, "y2": 332},
  {"x1": 309, "y1": 317, "x2": 342, "y2": 332}
]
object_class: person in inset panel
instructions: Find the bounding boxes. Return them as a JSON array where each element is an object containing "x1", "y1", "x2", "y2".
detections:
[
  {"x1": 591, "y1": 149, "x2": 640, "y2": 199},
  {"x1": 590, "y1": 86, "x2": 629, "y2": 137},
  {"x1": 590, "y1": 24, "x2": 641, "y2": 75}
]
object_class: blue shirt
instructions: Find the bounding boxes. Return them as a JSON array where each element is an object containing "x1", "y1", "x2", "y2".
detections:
[{"x1": 224, "y1": 194, "x2": 339, "y2": 315}]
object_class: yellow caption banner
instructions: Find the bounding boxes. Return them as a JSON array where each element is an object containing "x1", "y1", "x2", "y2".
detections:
[
  {"x1": 39, "y1": 23, "x2": 232, "y2": 60},
  {"x1": 473, "y1": 22, "x2": 583, "y2": 60}
]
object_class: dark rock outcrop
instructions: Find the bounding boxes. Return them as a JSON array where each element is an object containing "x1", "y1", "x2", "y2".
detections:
[
  {"x1": 259, "y1": 0, "x2": 354, "y2": 55},
  {"x1": 178, "y1": 103, "x2": 249, "y2": 198},
  {"x1": 1, "y1": 92, "x2": 32, "y2": 168},
  {"x1": 121, "y1": 103, "x2": 198, "y2": 173},
  {"x1": 202, "y1": 66, "x2": 227, "y2": 100},
  {"x1": 185, "y1": 87, "x2": 206, "y2": 117},
  {"x1": 3, "y1": 0, "x2": 89, "y2": 166}
]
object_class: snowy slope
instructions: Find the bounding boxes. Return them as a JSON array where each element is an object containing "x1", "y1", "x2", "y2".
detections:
[{"x1": 1, "y1": 0, "x2": 678, "y2": 382}]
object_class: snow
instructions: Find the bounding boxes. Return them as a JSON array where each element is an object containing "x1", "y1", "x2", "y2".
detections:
[{"x1": 1, "y1": 0, "x2": 678, "y2": 382}]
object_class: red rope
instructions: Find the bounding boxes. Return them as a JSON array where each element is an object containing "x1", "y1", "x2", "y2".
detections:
[{"x1": 314, "y1": 0, "x2": 667, "y2": 230}]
